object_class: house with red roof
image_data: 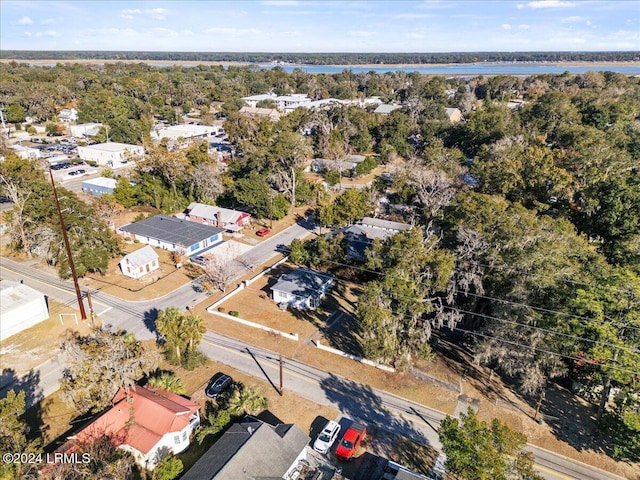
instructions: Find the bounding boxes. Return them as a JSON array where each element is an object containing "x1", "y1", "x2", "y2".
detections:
[{"x1": 58, "y1": 386, "x2": 200, "y2": 471}]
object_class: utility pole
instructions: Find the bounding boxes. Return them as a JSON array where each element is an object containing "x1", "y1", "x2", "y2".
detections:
[
  {"x1": 49, "y1": 169, "x2": 87, "y2": 320},
  {"x1": 597, "y1": 347, "x2": 620, "y2": 421},
  {"x1": 279, "y1": 355, "x2": 284, "y2": 396},
  {"x1": 533, "y1": 387, "x2": 545, "y2": 423}
]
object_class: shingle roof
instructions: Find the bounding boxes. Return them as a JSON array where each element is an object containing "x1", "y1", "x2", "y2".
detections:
[
  {"x1": 182, "y1": 420, "x2": 309, "y2": 480},
  {"x1": 70, "y1": 386, "x2": 200, "y2": 455},
  {"x1": 120, "y1": 214, "x2": 224, "y2": 247},
  {"x1": 374, "y1": 104, "x2": 402, "y2": 114},
  {"x1": 122, "y1": 246, "x2": 158, "y2": 269},
  {"x1": 360, "y1": 217, "x2": 412, "y2": 231},
  {"x1": 271, "y1": 268, "x2": 334, "y2": 298},
  {"x1": 186, "y1": 202, "x2": 250, "y2": 225}
]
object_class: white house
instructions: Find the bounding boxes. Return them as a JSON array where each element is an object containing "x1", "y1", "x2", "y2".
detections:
[
  {"x1": 118, "y1": 214, "x2": 224, "y2": 255},
  {"x1": 0, "y1": 280, "x2": 50, "y2": 341},
  {"x1": 70, "y1": 122, "x2": 103, "y2": 138},
  {"x1": 58, "y1": 108, "x2": 78, "y2": 123},
  {"x1": 271, "y1": 268, "x2": 334, "y2": 310},
  {"x1": 58, "y1": 386, "x2": 200, "y2": 471},
  {"x1": 77, "y1": 142, "x2": 144, "y2": 167},
  {"x1": 119, "y1": 246, "x2": 160, "y2": 279},
  {"x1": 81, "y1": 177, "x2": 117, "y2": 197}
]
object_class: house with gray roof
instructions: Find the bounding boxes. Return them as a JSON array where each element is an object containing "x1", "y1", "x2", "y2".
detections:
[
  {"x1": 118, "y1": 215, "x2": 224, "y2": 256},
  {"x1": 119, "y1": 245, "x2": 160, "y2": 279},
  {"x1": 271, "y1": 268, "x2": 334, "y2": 310},
  {"x1": 374, "y1": 104, "x2": 402, "y2": 115},
  {"x1": 181, "y1": 418, "x2": 310, "y2": 480},
  {"x1": 330, "y1": 217, "x2": 412, "y2": 260}
]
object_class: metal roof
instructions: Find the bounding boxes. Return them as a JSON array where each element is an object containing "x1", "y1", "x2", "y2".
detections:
[
  {"x1": 271, "y1": 268, "x2": 334, "y2": 298},
  {"x1": 120, "y1": 214, "x2": 224, "y2": 247}
]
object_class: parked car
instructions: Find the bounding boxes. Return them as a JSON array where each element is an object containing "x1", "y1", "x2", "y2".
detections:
[
  {"x1": 256, "y1": 227, "x2": 271, "y2": 237},
  {"x1": 313, "y1": 420, "x2": 341, "y2": 454},
  {"x1": 205, "y1": 372, "x2": 232, "y2": 398},
  {"x1": 76, "y1": 169, "x2": 86, "y2": 174},
  {"x1": 335, "y1": 422, "x2": 366, "y2": 461},
  {"x1": 68, "y1": 170, "x2": 80, "y2": 176}
]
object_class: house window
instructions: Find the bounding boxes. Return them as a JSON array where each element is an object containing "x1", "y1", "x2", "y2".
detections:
[
  {"x1": 182, "y1": 431, "x2": 187, "y2": 441},
  {"x1": 174, "y1": 435, "x2": 181, "y2": 445},
  {"x1": 190, "y1": 243, "x2": 200, "y2": 252}
]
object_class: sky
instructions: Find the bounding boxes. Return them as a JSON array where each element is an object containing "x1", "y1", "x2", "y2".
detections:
[{"x1": 1, "y1": 0, "x2": 638, "y2": 53}]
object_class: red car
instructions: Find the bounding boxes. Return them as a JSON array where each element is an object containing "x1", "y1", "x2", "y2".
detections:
[
  {"x1": 256, "y1": 227, "x2": 271, "y2": 237},
  {"x1": 335, "y1": 422, "x2": 366, "y2": 461}
]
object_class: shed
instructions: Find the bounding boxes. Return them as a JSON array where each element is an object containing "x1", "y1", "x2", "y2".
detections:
[
  {"x1": 0, "y1": 280, "x2": 49, "y2": 341},
  {"x1": 81, "y1": 177, "x2": 117, "y2": 197},
  {"x1": 119, "y1": 246, "x2": 160, "y2": 279}
]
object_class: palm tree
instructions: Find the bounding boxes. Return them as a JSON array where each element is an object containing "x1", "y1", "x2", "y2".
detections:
[
  {"x1": 156, "y1": 307, "x2": 188, "y2": 364},
  {"x1": 196, "y1": 408, "x2": 231, "y2": 445},
  {"x1": 148, "y1": 371, "x2": 185, "y2": 395},
  {"x1": 226, "y1": 385, "x2": 268, "y2": 416},
  {"x1": 183, "y1": 314, "x2": 206, "y2": 353}
]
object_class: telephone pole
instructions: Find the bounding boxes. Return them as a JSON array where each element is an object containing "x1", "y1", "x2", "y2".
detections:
[
  {"x1": 279, "y1": 355, "x2": 284, "y2": 396},
  {"x1": 49, "y1": 169, "x2": 87, "y2": 320}
]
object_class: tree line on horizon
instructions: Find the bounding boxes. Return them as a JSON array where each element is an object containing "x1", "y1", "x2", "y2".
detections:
[{"x1": 1, "y1": 50, "x2": 638, "y2": 65}]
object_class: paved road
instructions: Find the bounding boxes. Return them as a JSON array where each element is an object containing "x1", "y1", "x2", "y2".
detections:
[{"x1": 0, "y1": 238, "x2": 627, "y2": 480}]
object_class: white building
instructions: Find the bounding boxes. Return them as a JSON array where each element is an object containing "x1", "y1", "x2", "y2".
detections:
[
  {"x1": 0, "y1": 280, "x2": 50, "y2": 341},
  {"x1": 151, "y1": 124, "x2": 219, "y2": 144},
  {"x1": 9, "y1": 145, "x2": 40, "y2": 160},
  {"x1": 77, "y1": 142, "x2": 144, "y2": 167},
  {"x1": 58, "y1": 108, "x2": 78, "y2": 123},
  {"x1": 70, "y1": 122, "x2": 103, "y2": 138},
  {"x1": 119, "y1": 246, "x2": 160, "y2": 279},
  {"x1": 81, "y1": 177, "x2": 117, "y2": 197}
]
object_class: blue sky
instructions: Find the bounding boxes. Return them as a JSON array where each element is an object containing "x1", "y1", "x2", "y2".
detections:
[{"x1": 1, "y1": 1, "x2": 638, "y2": 52}]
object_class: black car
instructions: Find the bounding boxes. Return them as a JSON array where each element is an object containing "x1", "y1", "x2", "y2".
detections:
[{"x1": 205, "y1": 372, "x2": 232, "y2": 398}]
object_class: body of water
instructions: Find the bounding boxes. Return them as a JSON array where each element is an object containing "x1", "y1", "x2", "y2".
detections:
[{"x1": 16, "y1": 61, "x2": 640, "y2": 76}]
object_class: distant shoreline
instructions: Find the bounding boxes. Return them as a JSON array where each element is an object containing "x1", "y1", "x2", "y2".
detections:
[{"x1": 1, "y1": 58, "x2": 638, "y2": 69}]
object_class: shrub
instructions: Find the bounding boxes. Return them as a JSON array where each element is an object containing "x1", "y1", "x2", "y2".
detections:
[
  {"x1": 217, "y1": 307, "x2": 225, "y2": 313},
  {"x1": 229, "y1": 311, "x2": 239, "y2": 317},
  {"x1": 182, "y1": 350, "x2": 207, "y2": 371}
]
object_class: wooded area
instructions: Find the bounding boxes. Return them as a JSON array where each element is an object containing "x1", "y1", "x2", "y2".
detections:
[{"x1": 0, "y1": 62, "x2": 638, "y2": 468}]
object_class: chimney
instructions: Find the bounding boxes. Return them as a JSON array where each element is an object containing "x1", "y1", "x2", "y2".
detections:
[{"x1": 216, "y1": 211, "x2": 223, "y2": 228}]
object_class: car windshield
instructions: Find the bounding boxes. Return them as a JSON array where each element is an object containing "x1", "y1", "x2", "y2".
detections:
[
  {"x1": 318, "y1": 433, "x2": 331, "y2": 442},
  {"x1": 340, "y1": 439, "x2": 354, "y2": 449}
]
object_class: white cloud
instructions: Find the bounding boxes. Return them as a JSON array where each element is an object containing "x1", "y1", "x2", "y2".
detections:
[
  {"x1": 34, "y1": 30, "x2": 60, "y2": 37},
  {"x1": 562, "y1": 15, "x2": 584, "y2": 23},
  {"x1": 17, "y1": 16, "x2": 33, "y2": 25},
  {"x1": 40, "y1": 18, "x2": 55, "y2": 25},
  {"x1": 525, "y1": 1, "x2": 576, "y2": 8},
  {"x1": 181, "y1": 29, "x2": 193, "y2": 36},
  {"x1": 501, "y1": 23, "x2": 512, "y2": 30},
  {"x1": 23, "y1": 31, "x2": 32, "y2": 37},
  {"x1": 120, "y1": 7, "x2": 169, "y2": 20},
  {"x1": 348, "y1": 30, "x2": 378, "y2": 37},
  {"x1": 519, "y1": 24, "x2": 531, "y2": 29},
  {"x1": 405, "y1": 32, "x2": 427, "y2": 39}
]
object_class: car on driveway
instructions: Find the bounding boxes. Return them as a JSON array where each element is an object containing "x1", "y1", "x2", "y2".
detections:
[
  {"x1": 336, "y1": 422, "x2": 366, "y2": 461},
  {"x1": 256, "y1": 227, "x2": 271, "y2": 237},
  {"x1": 205, "y1": 372, "x2": 232, "y2": 398},
  {"x1": 313, "y1": 420, "x2": 341, "y2": 454}
]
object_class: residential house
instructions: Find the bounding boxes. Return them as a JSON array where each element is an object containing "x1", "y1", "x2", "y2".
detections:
[
  {"x1": 332, "y1": 217, "x2": 412, "y2": 260},
  {"x1": 77, "y1": 142, "x2": 144, "y2": 167},
  {"x1": 182, "y1": 202, "x2": 251, "y2": 233},
  {"x1": 58, "y1": 386, "x2": 200, "y2": 471},
  {"x1": 119, "y1": 245, "x2": 160, "y2": 279},
  {"x1": 241, "y1": 93, "x2": 277, "y2": 108},
  {"x1": 182, "y1": 417, "x2": 310, "y2": 480},
  {"x1": 118, "y1": 214, "x2": 224, "y2": 255},
  {"x1": 81, "y1": 177, "x2": 117, "y2": 197},
  {"x1": 58, "y1": 108, "x2": 78, "y2": 123},
  {"x1": 271, "y1": 267, "x2": 334, "y2": 310},
  {"x1": 70, "y1": 122, "x2": 103, "y2": 138},
  {"x1": 0, "y1": 280, "x2": 50, "y2": 341},
  {"x1": 311, "y1": 154, "x2": 367, "y2": 174},
  {"x1": 374, "y1": 104, "x2": 402, "y2": 115},
  {"x1": 445, "y1": 107, "x2": 463, "y2": 123}
]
